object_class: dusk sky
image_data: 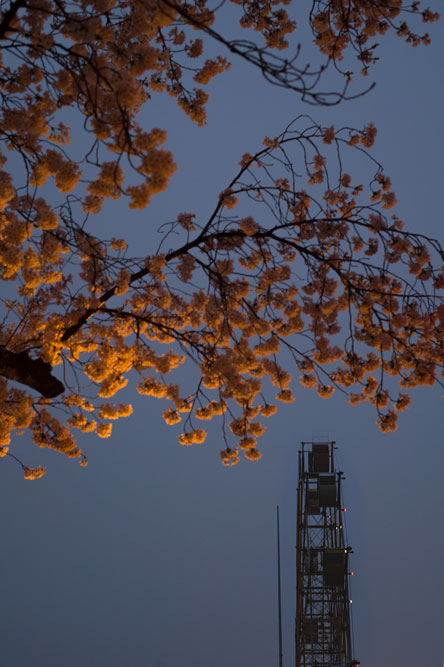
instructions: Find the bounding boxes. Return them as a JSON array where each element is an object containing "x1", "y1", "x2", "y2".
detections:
[{"x1": 1, "y1": 4, "x2": 444, "y2": 667}]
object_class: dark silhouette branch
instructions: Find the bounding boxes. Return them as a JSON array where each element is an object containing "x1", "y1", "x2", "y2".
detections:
[
  {"x1": 0, "y1": 347, "x2": 65, "y2": 397},
  {"x1": 0, "y1": 0, "x2": 28, "y2": 40}
]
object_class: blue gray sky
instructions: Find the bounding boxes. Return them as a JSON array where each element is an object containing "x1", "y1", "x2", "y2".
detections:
[{"x1": 1, "y1": 6, "x2": 444, "y2": 667}]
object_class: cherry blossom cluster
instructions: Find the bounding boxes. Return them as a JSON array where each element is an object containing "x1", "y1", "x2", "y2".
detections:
[
  {"x1": 0, "y1": 0, "x2": 440, "y2": 478},
  {"x1": 310, "y1": 0, "x2": 439, "y2": 75}
]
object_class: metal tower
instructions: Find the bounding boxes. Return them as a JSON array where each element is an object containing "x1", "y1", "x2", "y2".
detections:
[{"x1": 295, "y1": 441, "x2": 358, "y2": 667}]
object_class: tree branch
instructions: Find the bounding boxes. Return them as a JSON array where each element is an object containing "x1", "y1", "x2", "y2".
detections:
[
  {"x1": 0, "y1": 0, "x2": 28, "y2": 40},
  {"x1": 0, "y1": 347, "x2": 65, "y2": 397}
]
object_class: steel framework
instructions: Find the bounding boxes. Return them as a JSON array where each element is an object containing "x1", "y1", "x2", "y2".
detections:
[{"x1": 295, "y1": 441, "x2": 358, "y2": 667}]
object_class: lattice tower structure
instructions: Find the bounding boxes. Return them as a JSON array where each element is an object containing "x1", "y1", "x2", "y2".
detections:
[{"x1": 295, "y1": 441, "x2": 358, "y2": 667}]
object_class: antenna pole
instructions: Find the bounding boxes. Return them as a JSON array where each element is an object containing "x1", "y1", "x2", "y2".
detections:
[{"x1": 277, "y1": 506, "x2": 283, "y2": 667}]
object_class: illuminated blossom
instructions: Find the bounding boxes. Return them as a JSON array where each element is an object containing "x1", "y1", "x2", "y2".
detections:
[
  {"x1": 0, "y1": 0, "x2": 440, "y2": 479},
  {"x1": 23, "y1": 466, "x2": 46, "y2": 480}
]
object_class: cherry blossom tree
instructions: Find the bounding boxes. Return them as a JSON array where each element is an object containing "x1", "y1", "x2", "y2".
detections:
[{"x1": 0, "y1": 0, "x2": 441, "y2": 478}]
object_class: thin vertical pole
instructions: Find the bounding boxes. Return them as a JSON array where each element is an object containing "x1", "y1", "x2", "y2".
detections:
[{"x1": 277, "y1": 506, "x2": 283, "y2": 667}]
